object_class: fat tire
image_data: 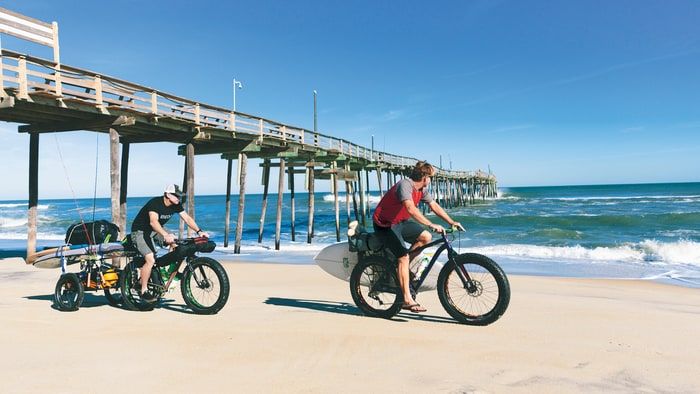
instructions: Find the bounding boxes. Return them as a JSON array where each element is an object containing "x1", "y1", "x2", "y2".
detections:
[
  {"x1": 349, "y1": 256, "x2": 402, "y2": 319},
  {"x1": 180, "y1": 257, "x2": 230, "y2": 315},
  {"x1": 54, "y1": 273, "x2": 84, "y2": 312},
  {"x1": 103, "y1": 287, "x2": 122, "y2": 307},
  {"x1": 118, "y1": 261, "x2": 155, "y2": 311},
  {"x1": 437, "y1": 253, "x2": 510, "y2": 325}
]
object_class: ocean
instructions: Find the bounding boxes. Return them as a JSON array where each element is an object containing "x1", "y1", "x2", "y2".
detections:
[{"x1": 1, "y1": 182, "x2": 699, "y2": 288}]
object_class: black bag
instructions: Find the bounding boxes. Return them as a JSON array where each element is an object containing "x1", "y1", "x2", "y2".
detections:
[
  {"x1": 65, "y1": 220, "x2": 120, "y2": 245},
  {"x1": 348, "y1": 229, "x2": 383, "y2": 253}
]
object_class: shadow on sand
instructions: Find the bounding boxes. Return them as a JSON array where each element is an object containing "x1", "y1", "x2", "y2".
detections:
[
  {"x1": 264, "y1": 297, "x2": 458, "y2": 325},
  {"x1": 25, "y1": 293, "x2": 196, "y2": 314}
]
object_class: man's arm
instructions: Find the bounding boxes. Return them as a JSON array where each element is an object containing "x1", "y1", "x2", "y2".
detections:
[
  {"x1": 149, "y1": 211, "x2": 176, "y2": 244},
  {"x1": 428, "y1": 201, "x2": 465, "y2": 230},
  {"x1": 149, "y1": 211, "x2": 170, "y2": 237},
  {"x1": 179, "y1": 211, "x2": 208, "y2": 237},
  {"x1": 402, "y1": 200, "x2": 444, "y2": 233}
]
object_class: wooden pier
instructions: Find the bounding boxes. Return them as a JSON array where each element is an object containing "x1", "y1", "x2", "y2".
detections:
[{"x1": 0, "y1": 8, "x2": 497, "y2": 258}]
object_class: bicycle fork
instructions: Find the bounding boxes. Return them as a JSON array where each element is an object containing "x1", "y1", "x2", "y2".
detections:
[{"x1": 447, "y1": 251, "x2": 479, "y2": 293}]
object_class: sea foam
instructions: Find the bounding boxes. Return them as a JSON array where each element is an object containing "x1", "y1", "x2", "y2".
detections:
[{"x1": 464, "y1": 240, "x2": 700, "y2": 267}]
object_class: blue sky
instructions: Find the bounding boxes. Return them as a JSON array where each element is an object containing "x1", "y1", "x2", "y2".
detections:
[{"x1": 1, "y1": 0, "x2": 699, "y2": 199}]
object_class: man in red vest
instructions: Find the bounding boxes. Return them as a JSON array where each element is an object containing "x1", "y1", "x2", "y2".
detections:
[{"x1": 373, "y1": 161, "x2": 464, "y2": 313}]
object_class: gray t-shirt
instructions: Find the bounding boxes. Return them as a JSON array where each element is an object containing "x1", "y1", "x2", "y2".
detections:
[{"x1": 396, "y1": 179, "x2": 434, "y2": 204}]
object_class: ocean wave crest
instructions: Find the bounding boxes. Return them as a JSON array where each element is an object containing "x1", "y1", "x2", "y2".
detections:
[{"x1": 0, "y1": 217, "x2": 27, "y2": 228}]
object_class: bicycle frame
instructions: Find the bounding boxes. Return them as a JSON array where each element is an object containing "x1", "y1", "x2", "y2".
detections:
[{"x1": 409, "y1": 231, "x2": 473, "y2": 293}]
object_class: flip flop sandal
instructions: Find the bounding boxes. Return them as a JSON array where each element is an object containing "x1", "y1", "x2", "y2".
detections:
[{"x1": 402, "y1": 303, "x2": 427, "y2": 313}]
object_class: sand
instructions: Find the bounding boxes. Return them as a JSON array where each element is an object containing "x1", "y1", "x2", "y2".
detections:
[{"x1": 0, "y1": 257, "x2": 698, "y2": 393}]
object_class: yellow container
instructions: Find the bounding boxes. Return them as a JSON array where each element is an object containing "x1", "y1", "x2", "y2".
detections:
[{"x1": 103, "y1": 268, "x2": 118, "y2": 288}]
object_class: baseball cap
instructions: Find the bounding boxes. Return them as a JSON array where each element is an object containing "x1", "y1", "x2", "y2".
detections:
[{"x1": 164, "y1": 184, "x2": 183, "y2": 198}]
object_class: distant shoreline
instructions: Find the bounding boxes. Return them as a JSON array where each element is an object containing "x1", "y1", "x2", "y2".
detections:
[{"x1": 1, "y1": 181, "x2": 699, "y2": 202}]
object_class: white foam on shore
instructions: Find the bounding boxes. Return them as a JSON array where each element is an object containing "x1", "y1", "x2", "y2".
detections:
[
  {"x1": 464, "y1": 239, "x2": 700, "y2": 266},
  {"x1": 0, "y1": 232, "x2": 65, "y2": 240},
  {"x1": 216, "y1": 241, "x2": 328, "y2": 264},
  {"x1": 0, "y1": 217, "x2": 27, "y2": 228},
  {"x1": 542, "y1": 195, "x2": 700, "y2": 202},
  {"x1": 0, "y1": 203, "x2": 49, "y2": 210},
  {"x1": 322, "y1": 194, "x2": 381, "y2": 203}
]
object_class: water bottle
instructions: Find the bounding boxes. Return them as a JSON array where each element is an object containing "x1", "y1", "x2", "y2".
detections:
[{"x1": 414, "y1": 255, "x2": 430, "y2": 279}]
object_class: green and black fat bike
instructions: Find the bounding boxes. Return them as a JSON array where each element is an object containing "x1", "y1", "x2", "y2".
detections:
[
  {"x1": 349, "y1": 226, "x2": 510, "y2": 325},
  {"x1": 119, "y1": 236, "x2": 230, "y2": 314}
]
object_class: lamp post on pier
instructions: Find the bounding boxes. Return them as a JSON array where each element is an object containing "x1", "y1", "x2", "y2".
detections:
[
  {"x1": 313, "y1": 89, "x2": 318, "y2": 132},
  {"x1": 233, "y1": 78, "x2": 243, "y2": 111}
]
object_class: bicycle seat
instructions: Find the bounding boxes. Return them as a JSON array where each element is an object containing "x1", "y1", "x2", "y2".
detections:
[{"x1": 121, "y1": 234, "x2": 138, "y2": 252}]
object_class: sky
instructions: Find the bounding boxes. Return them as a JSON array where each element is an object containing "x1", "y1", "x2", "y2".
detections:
[{"x1": 1, "y1": 0, "x2": 699, "y2": 199}]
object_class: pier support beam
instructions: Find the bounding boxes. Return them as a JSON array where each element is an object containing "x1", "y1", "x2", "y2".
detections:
[
  {"x1": 289, "y1": 165, "x2": 296, "y2": 242},
  {"x1": 119, "y1": 141, "x2": 130, "y2": 238},
  {"x1": 179, "y1": 158, "x2": 187, "y2": 238},
  {"x1": 275, "y1": 159, "x2": 286, "y2": 250},
  {"x1": 234, "y1": 153, "x2": 247, "y2": 254},
  {"x1": 376, "y1": 167, "x2": 384, "y2": 197},
  {"x1": 258, "y1": 159, "x2": 270, "y2": 243},
  {"x1": 224, "y1": 159, "x2": 233, "y2": 247},
  {"x1": 186, "y1": 143, "x2": 195, "y2": 236},
  {"x1": 332, "y1": 161, "x2": 340, "y2": 242},
  {"x1": 306, "y1": 161, "x2": 315, "y2": 244},
  {"x1": 358, "y1": 170, "x2": 366, "y2": 227},
  {"x1": 365, "y1": 169, "x2": 371, "y2": 219},
  {"x1": 27, "y1": 132, "x2": 39, "y2": 258},
  {"x1": 109, "y1": 128, "x2": 121, "y2": 235}
]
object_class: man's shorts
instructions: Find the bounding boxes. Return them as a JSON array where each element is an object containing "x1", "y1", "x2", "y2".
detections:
[
  {"x1": 372, "y1": 220, "x2": 426, "y2": 259},
  {"x1": 132, "y1": 230, "x2": 164, "y2": 257}
]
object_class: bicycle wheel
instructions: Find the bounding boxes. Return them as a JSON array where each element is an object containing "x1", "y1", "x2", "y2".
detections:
[
  {"x1": 437, "y1": 253, "x2": 510, "y2": 325},
  {"x1": 53, "y1": 273, "x2": 84, "y2": 312},
  {"x1": 103, "y1": 287, "x2": 122, "y2": 307},
  {"x1": 180, "y1": 257, "x2": 230, "y2": 315},
  {"x1": 118, "y1": 261, "x2": 156, "y2": 311},
  {"x1": 349, "y1": 256, "x2": 402, "y2": 319}
]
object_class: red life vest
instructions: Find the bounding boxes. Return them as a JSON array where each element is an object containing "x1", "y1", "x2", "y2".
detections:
[{"x1": 373, "y1": 182, "x2": 425, "y2": 228}]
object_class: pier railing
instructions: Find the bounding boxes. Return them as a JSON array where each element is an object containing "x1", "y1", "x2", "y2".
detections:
[{"x1": 1, "y1": 49, "x2": 483, "y2": 179}]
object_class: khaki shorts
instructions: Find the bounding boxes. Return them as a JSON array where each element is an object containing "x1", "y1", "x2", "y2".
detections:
[{"x1": 132, "y1": 230, "x2": 164, "y2": 257}]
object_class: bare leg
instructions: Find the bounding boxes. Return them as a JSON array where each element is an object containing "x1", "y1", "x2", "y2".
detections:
[
  {"x1": 396, "y1": 254, "x2": 413, "y2": 304},
  {"x1": 408, "y1": 230, "x2": 432, "y2": 261},
  {"x1": 140, "y1": 252, "x2": 156, "y2": 293}
]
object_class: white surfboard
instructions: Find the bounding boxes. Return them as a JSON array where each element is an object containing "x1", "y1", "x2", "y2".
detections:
[
  {"x1": 33, "y1": 243, "x2": 125, "y2": 269},
  {"x1": 313, "y1": 242, "x2": 443, "y2": 292},
  {"x1": 313, "y1": 242, "x2": 357, "y2": 282}
]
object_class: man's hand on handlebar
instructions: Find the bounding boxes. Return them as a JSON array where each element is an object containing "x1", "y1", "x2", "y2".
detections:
[
  {"x1": 163, "y1": 233, "x2": 176, "y2": 245},
  {"x1": 451, "y1": 222, "x2": 466, "y2": 232},
  {"x1": 429, "y1": 223, "x2": 446, "y2": 233}
]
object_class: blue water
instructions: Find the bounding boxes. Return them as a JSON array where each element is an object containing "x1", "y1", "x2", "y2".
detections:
[{"x1": 2, "y1": 182, "x2": 699, "y2": 287}]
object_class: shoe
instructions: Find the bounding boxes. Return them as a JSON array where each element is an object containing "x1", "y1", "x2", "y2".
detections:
[{"x1": 139, "y1": 290, "x2": 158, "y2": 303}]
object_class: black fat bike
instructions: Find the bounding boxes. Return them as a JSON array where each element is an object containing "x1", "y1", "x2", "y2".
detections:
[
  {"x1": 119, "y1": 236, "x2": 230, "y2": 314},
  {"x1": 349, "y1": 227, "x2": 510, "y2": 325}
]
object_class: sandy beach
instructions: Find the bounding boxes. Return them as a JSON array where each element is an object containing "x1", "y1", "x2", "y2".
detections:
[{"x1": 0, "y1": 258, "x2": 698, "y2": 393}]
